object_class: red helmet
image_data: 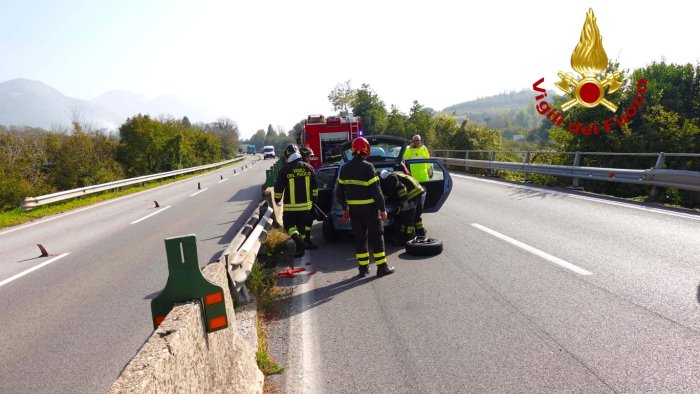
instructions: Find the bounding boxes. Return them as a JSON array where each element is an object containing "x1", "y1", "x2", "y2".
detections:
[{"x1": 351, "y1": 137, "x2": 370, "y2": 156}]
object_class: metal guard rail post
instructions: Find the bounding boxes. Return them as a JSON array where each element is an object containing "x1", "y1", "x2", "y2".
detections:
[
  {"x1": 432, "y1": 150, "x2": 700, "y2": 193},
  {"x1": 21, "y1": 157, "x2": 246, "y2": 211}
]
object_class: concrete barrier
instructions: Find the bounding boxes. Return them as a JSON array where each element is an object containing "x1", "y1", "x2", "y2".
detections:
[{"x1": 108, "y1": 262, "x2": 264, "y2": 394}]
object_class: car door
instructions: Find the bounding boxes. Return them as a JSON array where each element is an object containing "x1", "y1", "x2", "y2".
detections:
[
  {"x1": 314, "y1": 166, "x2": 339, "y2": 214},
  {"x1": 404, "y1": 158, "x2": 452, "y2": 213}
]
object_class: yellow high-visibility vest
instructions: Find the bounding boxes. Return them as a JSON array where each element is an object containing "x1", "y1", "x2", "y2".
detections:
[{"x1": 403, "y1": 145, "x2": 431, "y2": 182}]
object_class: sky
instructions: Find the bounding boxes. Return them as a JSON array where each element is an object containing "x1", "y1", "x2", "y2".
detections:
[{"x1": 1, "y1": 0, "x2": 698, "y2": 139}]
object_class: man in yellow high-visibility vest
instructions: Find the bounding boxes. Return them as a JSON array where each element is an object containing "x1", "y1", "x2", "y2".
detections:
[{"x1": 403, "y1": 134, "x2": 432, "y2": 183}]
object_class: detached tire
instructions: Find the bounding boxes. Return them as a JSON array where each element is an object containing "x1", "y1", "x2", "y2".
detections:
[
  {"x1": 322, "y1": 216, "x2": 340, "y2": 243},
  {"x1": 405, "y1": 237, "x2": 443, "y2": 256}
]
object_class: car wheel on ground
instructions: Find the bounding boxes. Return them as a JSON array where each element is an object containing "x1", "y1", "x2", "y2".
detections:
[
  {"x1": 405, "y1": 236, "x2": 443, "y2": 256},
  {"x1": 322, "y1": 216, "x2": 340, "y2": 243}
]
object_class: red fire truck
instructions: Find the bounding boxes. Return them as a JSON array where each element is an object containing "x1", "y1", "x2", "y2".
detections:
[{"x1": 296, "y1": 114, "x2": 363, "y2": 169}]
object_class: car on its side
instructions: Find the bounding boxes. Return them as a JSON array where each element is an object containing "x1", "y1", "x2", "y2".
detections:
[
  {"x1": 314, "y1": 135, "x2": 452, "y2": 251},
  {"x1": 262, "y1": 145, "x2": 276, "y2": 159}
]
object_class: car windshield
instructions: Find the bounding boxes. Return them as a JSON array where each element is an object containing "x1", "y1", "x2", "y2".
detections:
[{"x1": 342, "y1": 138, "x2": 405, "y2": 163}]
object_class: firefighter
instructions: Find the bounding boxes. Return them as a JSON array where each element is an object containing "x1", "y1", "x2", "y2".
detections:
[
  {"x1": 274, "y1": 144, "x2": 318, "y2": 258},
  {"x1": 336, "y1": 137, "x2": 395, "y2": 278},
  {"x1": 403, "y1": 134, "x2": 432, "y2": 183},
  {"x1": 379, "y1": 169, "x2": 426, "y2": 243},
  {"x1": 299, "y1": 146, "x2": 319, "y2": 250}
]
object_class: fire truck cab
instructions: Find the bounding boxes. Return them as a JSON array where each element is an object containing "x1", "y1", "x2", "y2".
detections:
[{"x1": 297, "y1": 114, "x2": 363, "y2": 170}]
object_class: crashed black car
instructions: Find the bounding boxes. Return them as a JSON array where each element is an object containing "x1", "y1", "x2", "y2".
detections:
[{"x1": 314, "y1": 135, "x2": 452, "y2": 254}]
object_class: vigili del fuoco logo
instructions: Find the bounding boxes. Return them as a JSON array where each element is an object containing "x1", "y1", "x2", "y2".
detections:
[{"x1": 532, "y1": 8, "x2": 647, "y2": 136}]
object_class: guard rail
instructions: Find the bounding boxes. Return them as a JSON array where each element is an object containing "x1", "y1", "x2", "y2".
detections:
[
  {"x1": 21, "y1": 157, "x2": 249, "y2": 211},
  {"x1": 224, "y1": 200, "x2": 274, "y2": 304},
  {"x1": 432, "y1": 150, "x2": 700, "y2": 192}
]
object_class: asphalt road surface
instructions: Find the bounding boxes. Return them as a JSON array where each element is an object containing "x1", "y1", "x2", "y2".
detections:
[
  {"x1": 0, "y1": 156, "x2": 272, "y2": 394},
  {"x1": 267, "y1": 173, "x2": 700, "y2": 393}
]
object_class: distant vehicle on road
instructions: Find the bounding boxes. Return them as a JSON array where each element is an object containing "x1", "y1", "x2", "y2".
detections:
[
  {"x1": 247, "y1": 145, "x2": 257, "y2": 154},
  {"x1": 262, "y1": 145, "x2": 276, "y2": 159}
]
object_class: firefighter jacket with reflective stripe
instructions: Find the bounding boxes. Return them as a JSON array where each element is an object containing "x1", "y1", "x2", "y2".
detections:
[
  {"x1": 403, "y1": 145, "x2": 431, "y2": 182},
  {"x1": 381, "y1": 172, "x2": 425, "y2": 202},
  {"x1": 274, "y1": 159, "x2": 318, "y2": 211},
  {"x1": 336, "y1": 156, "x2": 386, "y2": 211}
]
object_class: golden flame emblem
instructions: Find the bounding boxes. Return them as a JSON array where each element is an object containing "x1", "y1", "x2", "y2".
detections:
[{"x1": 555, "y1": 9, "x2": 623, "y2": 112}]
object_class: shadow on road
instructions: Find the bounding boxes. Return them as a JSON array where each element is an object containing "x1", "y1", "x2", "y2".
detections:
[
  {"x1": 207, "y1": 184, "x2": 264, "y2": 264},
  {"x1": 508, "y1": 186, "x2": 567, "y2": 200},
  {"x1": 268, "y1": 224, "x2": 412, "y2": 319}
]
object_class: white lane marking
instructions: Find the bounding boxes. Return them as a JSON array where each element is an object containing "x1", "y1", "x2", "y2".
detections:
[
  {"x1": 471, "y1": 223, "x2": 593, "y2": 276},
  {"x1": 189, "y1": 188, "x2": 208, "y2": 197},
  {"x1": 130, "y1": 205, "x2": 172, "y2": 224},
  {"x1": 300, "y1": 263, "x2": 319, "y2": 391},
  {"x1": 0, "y1": 253, "x2": 71, "y2": 288},
  {"x1": 452, "y1": 173, "x2": 700, "y2": 222},
  {"x1": 218, "y1": 178, "x2": 229, "y2": 184}
]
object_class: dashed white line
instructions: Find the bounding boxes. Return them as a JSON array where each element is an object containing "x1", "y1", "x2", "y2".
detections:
[
  {"x1": 471, "y1": 223, "x2": 593, "y2": 276},
  {"x1": 0, "y1": 253, "x2": 71, "y2": 288},
  {"x1": 452, "y1": 173, "x2": 700, "y2": 222},
  {"x1": 218, "y1": 178, "x2": 229, "y2": 183},
  {"x1": 189, "y1": 188, "x2": 209, "y2": 197},
  {"x1": 130, "y1": 206, "x2": 171, "y2": 224}
]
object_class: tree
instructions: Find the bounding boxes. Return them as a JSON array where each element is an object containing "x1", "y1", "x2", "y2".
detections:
[
  {"x1": 0, "y1": 129, "x2": 50, "y2": 210},
  {"x1": 352, "y1": 84, "x2": 387, "y2": 135},
  {"x1": 267, "y1": 124, "x2": 276, "y2": 137},
  {"x1": 432, "y1": 114, "x2": 459, "y2": 150},
  {"x1": 386, "y1": 105, "x2": 407, "y2": 138},
  {"x1": 118, "y1": 115, "x2": 223, "y2": 176},
  {"x1": 250, "y1": 129, "x2": 266, "y2": 149},
  {"x1": 209, "y1": 117, "x2": 240, "y2": 159},
  {"x1": 407, "y1": 100, "x2": 435, "y2": 143},
  {"x1": 182, "y1": 116, "x2": 191, "y2": 128},
  {"x1": 328, "y1": 80, "x2": 356, "y2": 115}
]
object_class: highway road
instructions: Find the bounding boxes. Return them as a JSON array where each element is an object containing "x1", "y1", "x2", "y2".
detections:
[
  {"x1": 0, "y1": 156, "x2": 271, "y2": 394},
  {"x1": 268, "y1": 173, "x2": 700, "y2": 393}
]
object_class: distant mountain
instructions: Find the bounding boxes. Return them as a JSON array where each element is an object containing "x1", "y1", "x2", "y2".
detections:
[
  {"x1": 442, "y1": 88, "x2": 558, "y2": 132},
  {"x1": 0, "y1": 78, "x2": 219, "y2": 131},
  {"x1": 91, "y1": 90, "x2": 217, "y2": 124},
  {"x1": 0, "y1": 78, "x2": 121, "y2": 130}
]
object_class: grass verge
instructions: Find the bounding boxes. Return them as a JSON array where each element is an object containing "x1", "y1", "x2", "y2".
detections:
[
  {"x1": 246, "y1": 227, "x2": 290, "y2": 376},
  {"x1": 256, "y1": 315, "x2": 284, "y2": 375}
]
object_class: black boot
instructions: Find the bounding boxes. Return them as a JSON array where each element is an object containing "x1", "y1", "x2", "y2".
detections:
[
  {"x1": 292, "y1": 234, "x2": 305, "y2": 258},
  {"x1": 357, "y1": 264, "x2": 369, "y2": 278},
  {"x1": 304, "y1": 237, "x2": 319, "y2": 250},
  {"x1": 376, "y1": 263, "x2": 395, "y2": 278}
]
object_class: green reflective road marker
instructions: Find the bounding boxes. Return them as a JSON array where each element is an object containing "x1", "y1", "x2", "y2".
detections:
[{"x1": 151, "y1": 235, "x2": 228, "y2": 332}]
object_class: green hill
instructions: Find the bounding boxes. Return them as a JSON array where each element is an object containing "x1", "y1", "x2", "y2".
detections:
[{"x1": 442, "y1": 89, "x2": 558, "y2": 136}]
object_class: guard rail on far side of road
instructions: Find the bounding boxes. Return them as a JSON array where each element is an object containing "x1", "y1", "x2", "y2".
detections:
[
  {"x1": 432, "y1": 150, "x2": 700, "y2": 193},
  {"x1": 21, "y1": 156, "x2": 255, "y2": 211}
]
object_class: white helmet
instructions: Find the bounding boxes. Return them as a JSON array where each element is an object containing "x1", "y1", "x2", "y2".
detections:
[{"x1": 287, "y1": 152, "x2": 302, "y2": 163}]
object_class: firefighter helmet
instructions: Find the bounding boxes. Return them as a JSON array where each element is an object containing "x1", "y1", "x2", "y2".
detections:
[
  {"x1": 300, "y1": 146, "x2": 314, "y2": 159},
  {"x1": 284, "y1": 144, "x2": 299, "y2": 159},
  {"x1": 351, "y1": 137, "x2": 370, "y2": 156}
]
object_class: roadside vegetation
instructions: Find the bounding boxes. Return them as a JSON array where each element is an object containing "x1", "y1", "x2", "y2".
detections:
[
  {"x1": 246, "y1": 227, "x2": 291, "y2": 376},
  {"x1": 326, "y1": 61, "x2": 700, "y2": 208},
  {"x1": 0, "y1": 115, "x2": 240, "y2": 213}
]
